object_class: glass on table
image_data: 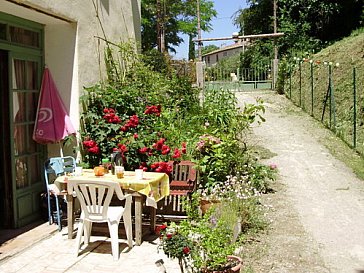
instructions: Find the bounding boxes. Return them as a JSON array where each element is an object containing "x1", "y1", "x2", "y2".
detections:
[
  {"x1": 115, "y1": 166, "x2": 124, "y2": 179},
  {"x1": 75, "y1": 166, "x2": 83, "y2": 176},
  {"x1": 135, "y1": 169, "x2": 143, "y2": 180}
]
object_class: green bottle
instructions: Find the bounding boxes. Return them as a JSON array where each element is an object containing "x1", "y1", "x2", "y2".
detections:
[{"x1": 101, "y1": 158, "x2": 110, "y2": 173}]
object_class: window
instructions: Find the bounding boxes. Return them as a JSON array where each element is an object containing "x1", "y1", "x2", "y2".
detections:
[
  {"x1": 0, "y1": 23, "x2": 6, "y2": 40},
  {"x1": 9, "y1": 26, "x2": 40, "y2": 48}
]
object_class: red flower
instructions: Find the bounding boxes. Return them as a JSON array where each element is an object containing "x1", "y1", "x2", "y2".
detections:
[
  {"x1": 172, "y1": 148, "x2": 181, "y2": 159},
  {"x1": 121, "y1": 125, "x2": 129, "y2": 132},
  {"x1": 153, "y1": 138, "x2": 166, "y2": 150},
  {"x1": 83, "y1": 139, "x2": 97, "y2": 148},
  {"x1": 121, "y1": 115, "x2": 139, "y2": 131},
  {"x1": 161, "y1": 145, "x2": 170, "y2": 155},
  {"x1": 129, "y1": 115, "x2": 139, "y2": 127},
  {"x1": 139, "y1": 147, "x2": 149, "y2": 154},
  {"x1": 117, "y1": 144, "x2": 128, "y2": 153},
  {"x1": 88, "y1": 146, "x2": 100, "y2": 154},
  {"x1": 151, "y1": 161, "x2": 172, "y2": 175},
  {"x1": 166, "y1": 233, "x2": 173, "y2": 239},
  {"x1": 144, "y1": 105, "x2": 162, "y2": 116},
  {"x1": 103, "y1": 108, "x2": 121, "y2": 123},
  {"x1": 133, "y1": 133, "x2": 139, "y2": 139},
  {"x1": 183, "y1": 246, "x2": 190, "y2": 254}
]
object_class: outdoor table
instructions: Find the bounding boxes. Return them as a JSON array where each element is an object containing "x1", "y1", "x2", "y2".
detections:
[{"x1": 55, "y1": 170, "x2": 170, "y2": 245}]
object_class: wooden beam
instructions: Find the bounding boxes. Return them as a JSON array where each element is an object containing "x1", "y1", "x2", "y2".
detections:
[{"x1": 193, "y1": 32, "x2": 284, "y2": 43}]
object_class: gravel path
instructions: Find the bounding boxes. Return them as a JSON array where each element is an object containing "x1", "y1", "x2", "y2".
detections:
[{"x1": 236, "y1": 91, "x2": 364, "y2": 273}]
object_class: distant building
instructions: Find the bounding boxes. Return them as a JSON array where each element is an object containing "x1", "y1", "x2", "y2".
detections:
[{"x1": 202, "y1": 40, "x2": 250, "y2": 67}]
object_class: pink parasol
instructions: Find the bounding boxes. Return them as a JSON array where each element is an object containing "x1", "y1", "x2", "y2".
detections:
[{"x1": 33, "y1": 68, "x2": 76, "y2": 155}]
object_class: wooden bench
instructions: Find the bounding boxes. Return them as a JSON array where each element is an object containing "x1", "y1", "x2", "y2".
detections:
[{"x1": 157, "y1": 160, "x2": 197, "y2": 215}]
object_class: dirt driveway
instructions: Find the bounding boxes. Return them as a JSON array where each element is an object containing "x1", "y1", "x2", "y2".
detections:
[{"x1": 235, "y1": 91, "x2": 364, "y2": 273}]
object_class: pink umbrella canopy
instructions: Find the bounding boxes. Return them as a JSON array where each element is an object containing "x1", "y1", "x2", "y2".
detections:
[{"x1": 33, "y1": 68, "x2": 76, "y2": 145}]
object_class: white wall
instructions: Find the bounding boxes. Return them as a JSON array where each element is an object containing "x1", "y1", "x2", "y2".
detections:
[{"x1": 0, "y1": 0, "x2": 141, "y2": 157}]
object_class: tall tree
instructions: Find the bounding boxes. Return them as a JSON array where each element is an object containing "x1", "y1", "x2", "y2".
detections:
[
  {"x1": 178, "y1": 0, "x2": 217, "y2": 59},
  {"x1": 234, "y1": 0, "x2": 363, "y2": 56},
  {"x1": 141, "y1": 0, "x2": 216, "y2": 58},
  {"x1": 141, "y1": 0, "x2": 183, "y2": 53}
]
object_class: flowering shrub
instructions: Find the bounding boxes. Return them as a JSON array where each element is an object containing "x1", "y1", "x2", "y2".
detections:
[
  {"x1": 201, "y1": 173, "x2": 261, "y2": 201},
  {"x1": 103, "y1": 108, "x2": 121, "y2": 123},
  {"x1": 195, "y1": 134, "x2": 221, "y2": 154},
  {"x1": 81, "y1": 102, "x2": 189, "y2": 171},
  {"x1": 157, "y1": 222, "x2": 193, "y2": 272}
]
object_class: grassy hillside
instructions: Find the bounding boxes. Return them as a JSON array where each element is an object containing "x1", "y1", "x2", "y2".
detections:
[{"x1": 286, "y1": 28, "x2": 364, "y2": 155}]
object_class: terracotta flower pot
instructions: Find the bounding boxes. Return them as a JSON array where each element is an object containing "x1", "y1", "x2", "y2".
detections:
[
  {"x1": 202, "y1": 255, "x2": 243, "y2": 273},
  {"x1": 199, "y1": 198, "x2": 221, "y2": 214}
]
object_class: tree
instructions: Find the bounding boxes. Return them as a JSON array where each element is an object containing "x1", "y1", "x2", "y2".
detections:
[
  {"x1": 234, "y1": 0, "x2": 363, "y2": 58},
  {"x1": 141, "y1": 0, "x2": 183, "y2": 53},
  {"x1": 141, "y1": 0, "x2": 217, "y2": 58},
  {"x1": 178, "y1": 0, "x2": 217, "y2": 59},
  {"x1": 201, "y1": 44, "x2": 219, "y2": 55}
]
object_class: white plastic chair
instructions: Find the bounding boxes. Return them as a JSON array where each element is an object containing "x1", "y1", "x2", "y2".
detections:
[{"x1": 68, "y1": 180, "x2": 133, "y2": 260}]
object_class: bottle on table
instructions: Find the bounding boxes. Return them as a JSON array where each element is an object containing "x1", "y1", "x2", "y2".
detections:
[{"x1": 101, "y1": 158, "x2": 110, "y2": 174}]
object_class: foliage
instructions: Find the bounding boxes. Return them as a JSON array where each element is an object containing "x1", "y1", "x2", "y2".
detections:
[
  {"x1": 276, "y1": 56, "x2": 290, "y2": 94},
  {"x1": 192, "y1": 90, "x2": 267, "y2": 194},
  {"x1": 210, "y1": 54, "x2": 241, "y2": 75},
  {"x1": 234, "y1": 0, "x2": 273, "y2": 36},
  {"x1": 157, "y1": 222, "x2": 193, "y2": 272},
  {"x1": 141, "y1": 0, "x2": 217, "y2": 58},
  {"x1": 239, "y1": 40, "x2": 273, "y2": 74},
  {"x1": 178, "y1": 0, "x2": 217, "y2": 59},
  {"x1": 176, "y1": 205, "x2": 239, "y2": 272},
  {"x1": 283, "y1": 28, "x2": 364, "y2": 158},
  {"x1": 80, "y1": 41, "x2": 276, "y2": 213},
  {"x1": 161, "y1": 190, "x2": 265, "y2": 272},
  {"x1": 234, "y1": 0, "x2": 363, "y2": 61},
  {"x1": 201, "y1": 44, "x2": 219, "y2": 56},
  {"x1": 80, "y1": 42, "x2": 200, "y2": 169}
]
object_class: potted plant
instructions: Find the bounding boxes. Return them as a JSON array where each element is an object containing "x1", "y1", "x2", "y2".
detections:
[
  {"x1": 157, "y1": 222, "x2": 193, "y2": 273},
  {"x1": 157, "y1": 196, "x2": 244, "y2": 273}
]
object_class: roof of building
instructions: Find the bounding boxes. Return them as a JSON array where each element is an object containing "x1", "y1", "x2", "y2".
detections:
[{"x1": 202, "y1": 42, "x2": 245, "y2": 57}]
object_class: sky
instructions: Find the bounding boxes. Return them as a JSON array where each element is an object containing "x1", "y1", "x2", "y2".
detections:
[{"x1": 173, "y1": 0, "x2": 248, "y2": 60}]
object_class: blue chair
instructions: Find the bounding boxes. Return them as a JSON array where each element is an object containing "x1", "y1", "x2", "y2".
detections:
[{"x1": 44, "y1": 156, "x2": 76, "y2": 231}]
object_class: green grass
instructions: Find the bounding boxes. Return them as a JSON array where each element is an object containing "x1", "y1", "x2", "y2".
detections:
[
  {"x1": 286, "y1": 27, "x2": 364, "y2": 159},
  {"x1": 322, "y1": 130, "x2": 364, "y2": 181}
]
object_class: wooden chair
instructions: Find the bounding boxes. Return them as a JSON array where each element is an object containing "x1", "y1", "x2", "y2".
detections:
[{"x1": 158, "y1": 160, "x2": 197, "y2": 215}]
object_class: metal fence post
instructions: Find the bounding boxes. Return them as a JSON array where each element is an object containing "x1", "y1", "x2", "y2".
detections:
[
  {"x1": 289, "y1": 63, "x2": 292, "y2": 99},
  {"x1": 328, "y1": 64, "x2": 336, "y2": 130},
  {"x1": 310, "y1": 61, "x2": 314, "y2": 116},
  {"x1": 329, "y1": 65, "x2": 332, "y2": 128},
  {"x1": 299, "y1": 60, "x2": 302, "y2": 107},
  {"x1": 353, "y1": 67, "x2": 357, "y2": 148}
]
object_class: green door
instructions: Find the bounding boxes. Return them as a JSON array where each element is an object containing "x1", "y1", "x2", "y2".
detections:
[
  {"x1": 0, "y1": 12, "x2": 45, "y2": 228},
  {"x1": 10, "y1": 53, "x2": 44, "y2": 227}
]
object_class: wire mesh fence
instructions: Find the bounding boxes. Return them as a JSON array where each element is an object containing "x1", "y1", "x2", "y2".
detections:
[{"x1": 285, "y1": 59, "x2": 364, "y2": 156}]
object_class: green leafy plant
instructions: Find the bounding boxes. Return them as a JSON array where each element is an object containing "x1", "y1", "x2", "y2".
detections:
[
  {"x1": 177, "y1": 196, "x2": 241, "y2": 272},
  {"x1": 157, "y1": 222, "x2": 193, "y2": 273}
]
